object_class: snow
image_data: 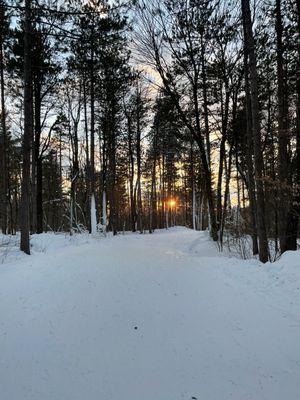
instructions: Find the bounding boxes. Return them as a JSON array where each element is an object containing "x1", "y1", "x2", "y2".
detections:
[{"x1": 0, "y1": 227, "x2": 299, "y2": 400}]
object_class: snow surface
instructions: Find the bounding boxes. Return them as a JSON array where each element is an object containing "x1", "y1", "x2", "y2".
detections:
[{"x1": 0, "y1": 227, "x2": 300, "y2": 400}]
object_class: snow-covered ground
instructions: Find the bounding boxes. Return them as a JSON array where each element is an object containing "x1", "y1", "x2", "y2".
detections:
[{"x1": 0, "y1": 227, "x2": 299, "y2": 400}]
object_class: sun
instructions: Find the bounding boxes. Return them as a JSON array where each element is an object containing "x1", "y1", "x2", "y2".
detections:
[{"x1": 168, "y1": 199, "x2": 176, "y2": 208}]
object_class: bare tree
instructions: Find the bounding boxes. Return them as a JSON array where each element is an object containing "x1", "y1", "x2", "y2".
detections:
[{"x1": 135, "y1": 0, "x2": 219, "y2": 240}]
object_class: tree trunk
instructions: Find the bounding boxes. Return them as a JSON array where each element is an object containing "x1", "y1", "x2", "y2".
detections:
[
  {"x1": 83, "y1": 77, "x2": 90, "y2": 231},
  {"x1": 217, "y1": 80, "x2": 230, "y2": 229},
  {"x1": 0, "y1": 13, "x2": 7, "y2": 234},
  {"x1": 90, "y1": 28, "x2": 96, "y2": 234},
  {"x1": 200, "y1": 33, "x2": 211, "y2": 167},
  {"x1": 190, "y1": 80, "x2": 218, "y2": 240},
  {"x1": 70, "y1": 115, "x2": 79, "y2": 232},
  {"x1": 101, "y1": 131, "x2": 107, "y2": 230},
  {"x1": 34, "y1": 81, "x2": 43, "y2": 233},
  {"x1": 150, "y1": 130, "x2": 158, "y2": 233},
  {"x1": 276, "y1": 0, "x2": 289, "y2": 253},
  {"x1": 136, "y1": 106, "x2": 142, "y2": 233},
  {"x1": 241, "y1": 0, "x2": 269, "y2": 263},
  {"x1": 20, "y1": 0, "x2": 33, "y2": 254},
  {"x1": 284, "y1": 0, "x2": 300, "y2": 250},
  {"x1": 220, "y1": 144, "x2": 233, "y2": 247},
  {"x1": 36, "y1": 156, "x2": 43, "y2": 233},
  {"x1": 243, "y1": 23, "x2": 259, "y2": 255},
  {"x1": 109, "y1": 128, "x2": 117, "y2": 234},
  {"x1": 127, "y1": 114, "x2": 136, "y2": 232}
]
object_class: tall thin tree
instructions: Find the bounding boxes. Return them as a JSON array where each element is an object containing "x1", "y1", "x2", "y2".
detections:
[
  {"x1": 20, "y1": 0, "x2": 33, "y2": 254},
  {"x1": 241, "y1": 0, "x2": 269, "y2": 262}
]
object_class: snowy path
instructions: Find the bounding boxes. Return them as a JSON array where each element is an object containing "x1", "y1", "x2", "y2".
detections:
[{"x1": 0, "y1": 228, "x2": 300, "y2": 400}]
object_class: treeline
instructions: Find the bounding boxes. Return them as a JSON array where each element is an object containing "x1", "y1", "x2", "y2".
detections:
[{"x1": 0, "y1": 0, "x2": 299, "y2": 262}]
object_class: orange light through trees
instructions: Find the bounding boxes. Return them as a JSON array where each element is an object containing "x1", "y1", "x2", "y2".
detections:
[{"x1": 168, "y1": 199, "x2": 176, "y2": 208}]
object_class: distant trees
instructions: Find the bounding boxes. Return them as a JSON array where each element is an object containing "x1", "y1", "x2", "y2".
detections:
[
  {"x1": 146, "y1": 91, "x2": 184, "y2": 230},
  {"x1": 0, "y1": 0, "x2": 298, "y2": 261},
  {"x1": 69, "y1": 0, "x2": 131, "y2": 234},
  {"x1": 135, "y1": 0, "x2": 299, "y2": 261},
  {"x1": 136, "y1": 0, "x2": 220, "y2": 240},
  {"x1": 124, "y1": 77, "x2": 149, "y2": 232}
]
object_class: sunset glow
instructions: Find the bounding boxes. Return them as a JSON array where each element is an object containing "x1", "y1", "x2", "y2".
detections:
[{"x1": 168, "y1": 199, "x2": 176, "y2": 208}]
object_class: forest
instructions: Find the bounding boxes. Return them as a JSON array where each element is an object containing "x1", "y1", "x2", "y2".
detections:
[
  {"x1": 1, "y1": 1, "x2": 300, "y2": 399},
  {"x1": 0, "y1": 0, "x2": 299, "y2": 263}
]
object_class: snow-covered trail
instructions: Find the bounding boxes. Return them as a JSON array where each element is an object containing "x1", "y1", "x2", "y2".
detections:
[{"x1": 0, "y1": 228, "x2": 300, "y2": 400}]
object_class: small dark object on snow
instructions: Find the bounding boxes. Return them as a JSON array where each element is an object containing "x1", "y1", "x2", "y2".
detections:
[
  {"x1": 191, "y1": 397, "x2": 197, "y2": 400},
  {"x1": 134, "y1": 326, "x2": 138, "y2": 330}
]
